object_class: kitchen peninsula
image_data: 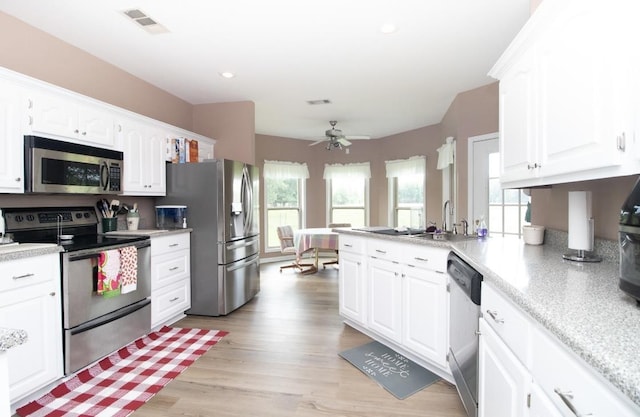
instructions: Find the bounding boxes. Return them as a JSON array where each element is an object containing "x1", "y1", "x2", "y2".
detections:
[{"x1": 335, "y1": 228, "x2": 640, "y2": 416}]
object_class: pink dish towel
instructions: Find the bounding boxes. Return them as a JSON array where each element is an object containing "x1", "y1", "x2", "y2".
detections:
[
  {"x1": 97, "y1": 249, "x2": 121, "y2": 297},
  {"x1": 119, "y1": 246, "x2": 138, "y2": 294}
]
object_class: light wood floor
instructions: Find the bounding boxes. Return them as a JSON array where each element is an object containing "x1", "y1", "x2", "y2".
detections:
[{"x1": 134, "y1": 262, "x2": 467, "y2": 417}]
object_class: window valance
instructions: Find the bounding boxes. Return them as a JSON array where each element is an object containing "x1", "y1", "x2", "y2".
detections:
[
  {"x1": 323, "y1": 162, "x2": 371, "y2": 180},
  {"x1": 385, "y1": 155, "x2": 426, "y2": 178},
  {"x1": 263, "y1": 160, "x2": 309, "y2": 179}
]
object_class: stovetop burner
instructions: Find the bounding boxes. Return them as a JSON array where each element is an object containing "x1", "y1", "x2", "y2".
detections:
[{"x1": 2, "y1": 206, "x2": 148, "y2": 252}]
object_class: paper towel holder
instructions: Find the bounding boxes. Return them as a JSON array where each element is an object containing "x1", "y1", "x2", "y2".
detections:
[{"x1": 562, "y1": 217, "x2": 602, "y2": 262}]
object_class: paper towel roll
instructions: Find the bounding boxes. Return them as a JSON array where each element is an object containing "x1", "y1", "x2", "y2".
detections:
[{"x1": 567, "y1": 191, "x2": 593, "y2": 251}]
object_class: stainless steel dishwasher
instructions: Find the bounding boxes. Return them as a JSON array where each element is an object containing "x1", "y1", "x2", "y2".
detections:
[{"x1": 447, "y1": 251, "x2": 483, "y2": 417}]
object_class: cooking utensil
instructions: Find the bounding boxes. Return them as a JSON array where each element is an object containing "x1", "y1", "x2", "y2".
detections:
[{"x1": 110, "y1": 199, "x2": 120, "y2": 216}]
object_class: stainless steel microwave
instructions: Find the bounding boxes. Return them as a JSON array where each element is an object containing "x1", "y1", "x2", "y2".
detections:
[{"x1": 24, "y1": 136, "x2": 123, "y2": 194}]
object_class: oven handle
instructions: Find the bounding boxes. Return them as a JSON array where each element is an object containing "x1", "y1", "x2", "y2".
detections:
[
  {"x1": 67, "y1": 240, "x2": 151, "y2": 261},
  {"x1": 70, "y1": 298, "x2": 150, "y2": 335}
]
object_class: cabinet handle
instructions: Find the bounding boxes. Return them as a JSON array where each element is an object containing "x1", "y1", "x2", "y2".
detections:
[
  {"x1": 74, "y1": 129, "x2": 79, "y2": 134},
  {"x1": 344, "y1": 243, "x2": 353, "y2": 247},
  {"x1": 82, "y1": 131, "x2": 87, "y2": 136},
  {"x1": 375, "y1": 249, "x2": 387, "y2": 254},
  {"x1": 169, "y1": 266, "x2": 179, "y2": 271},
  {"x1": 27, "y1": 99, "x2": 33, "y2": 109},
  {"x1": 169, "y1": 297, "x2": 179, "y2": 302},
  {"x1": 617, "y1": 133, "x2": 626, "y2": 151},
  {"x1": 13, "y1": 273, "x2": 35, "y2": 280},
  {"x1": 485, "y1": 309, "x2": 504, "y2": 324},
  {"x1": 49, "y1": 292, "x2": 56, "y2": 296},
  {"x1": 414, "y1": 257, "x2": 428, "y2": 262},
  {"x1": 15, "y1": 177, "x2": 21, "y2": 182},
  {"x1": 169, "y1": 243, "x2": 179, "y2": 247},
  {"x1": 554, "y1": 388, "x2": 593, "y2": 416},
  {"x1": 28, "y1": 115, "x2": 33, "y2": 126}
]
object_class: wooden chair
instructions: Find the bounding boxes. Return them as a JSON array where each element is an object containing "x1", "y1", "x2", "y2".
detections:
[
  {"x1": 277, "y1": 225, "x2": 313, "y2": 272},
  {"x1": 322, "y1": 223, "x2": 351, "y2": 268}
]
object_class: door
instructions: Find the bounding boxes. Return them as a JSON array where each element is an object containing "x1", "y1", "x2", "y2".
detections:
[
  {"x1": 469, "y1": 134, "x2": 499, "y2": 232},
  {"x1": 339, "y1": 251, "x2": 365, "y2": 324},
  {"x1": 367, "y1": 257, "x2": 402, "y2": 342}
]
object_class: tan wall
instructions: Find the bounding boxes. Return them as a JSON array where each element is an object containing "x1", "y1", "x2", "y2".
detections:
[
  {"x1": 440, "y1": 82, "x2": 500, "y2": 221},
  {"x1": 192, "y1": 101, "x2": 256, "y2": 164},
  {"x1": 0, "y1": 12, "x2": 193, "y2": 130},
  {"x1": 531, "y1": 176, "x2": 636, "y2": 241}
]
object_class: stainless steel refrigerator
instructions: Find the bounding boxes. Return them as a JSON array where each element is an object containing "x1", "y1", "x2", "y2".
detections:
[{"x1": 157, "y1": 159, "x2": 260, "y2": 316}]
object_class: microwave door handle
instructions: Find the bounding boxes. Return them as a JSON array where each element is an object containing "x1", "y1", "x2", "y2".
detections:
[{"x1": 100, "y1": 161, "x2": 109, "y2": 191}]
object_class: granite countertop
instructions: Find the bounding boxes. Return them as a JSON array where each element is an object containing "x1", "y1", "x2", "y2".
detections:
[
  {"x1": 335, "y1": 229, "x2": 640, "y2": 407},
  {"x1": 451, "y1": 237, "x2": 640, "y2": 407},
  {"x1": 0, "y1": 244, "x2": 63, "y2": 263},
  {"x1": 104, "y1": 228, "x2": 193, "y2": 237},
  {"x1": 0, "y1": 327, "x2": 27, "y2": 352}
]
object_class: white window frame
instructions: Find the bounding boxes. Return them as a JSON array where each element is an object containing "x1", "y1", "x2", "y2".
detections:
[
  {"x1": 385, "y1": 156, "x2": 426, "y2": 228},
  {"x1": 263, "y1": 160, "x2": 309, "y2": 252},
  {"x1": 324, "y1": 162, "x2": 371, "y2": 227}
]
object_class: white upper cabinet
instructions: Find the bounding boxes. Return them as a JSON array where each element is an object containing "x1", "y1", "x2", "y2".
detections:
[
  {"x1": 119, "y1": 118, "x2": 166, "y2": 196},
  {"x1": 27, "y1": 90, "x2": 117, "y2": 149},
  {"x1": 0, "y1": 80, "x2": 25, "y2": 193},
  {"x1": 490, "y1": 0, "x2": 640, "y2": 188}
]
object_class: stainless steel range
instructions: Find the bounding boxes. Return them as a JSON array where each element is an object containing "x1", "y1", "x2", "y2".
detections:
[{"x1": 3, "y1": 206, "x2": 152, "y2": 375}]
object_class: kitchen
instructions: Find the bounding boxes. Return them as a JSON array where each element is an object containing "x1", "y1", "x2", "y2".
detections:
[{"x1": 1, "y1": 0, "x2": 640, "y2": 416}]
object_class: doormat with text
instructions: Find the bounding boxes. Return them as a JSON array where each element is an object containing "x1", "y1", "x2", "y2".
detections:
[{"x1": 339, "y1": 340, "x2": 440, "y2": 399}]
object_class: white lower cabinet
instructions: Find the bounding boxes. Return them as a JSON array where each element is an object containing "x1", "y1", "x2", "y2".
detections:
[
  {"x1": 337, "y1": 235, "x2": 366, "y2": 324},
  {"x1": 480, "y1": 282, "x2": 640, "y2": 417},
  {"x1": 478, "y1": 318, "x2": 530, "y2": 417},
  {"x1": 0, "y1": 254, "x2": 62, "y2": 405},
  {"x1": 150, "y1": 232, "x2": 191, "y2": 328},
  {"x1": 338, "y1": 235, "x2": 449, "y2": 373}
]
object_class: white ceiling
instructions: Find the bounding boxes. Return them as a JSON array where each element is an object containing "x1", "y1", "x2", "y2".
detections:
[{"x1": 0, "y1": 0, "x2": 530, "y2": 141}]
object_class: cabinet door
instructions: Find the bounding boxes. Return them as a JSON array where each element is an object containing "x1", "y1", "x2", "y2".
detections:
[
  {"x1": 529, "y1": 383, "x2": 563, "y2": 417},
  {"x1": 536, "y1": 0, "x2": 624, "y2": 177},
  {"x1": 338, "y1": 251, "x2": 365, "y2": 325},
  {"x1": 29, "y1": 91, "x2": 78, "y2": 139},
  {"x1": 402, "y1": 266, "x2": 448, "y2": 366},
  {"x1": 121, "y1": 120, "x2": 146, "y2": 193},
  {"x1": 367, "y1": 257, "x2": 402, "y2": 342},
  {"x1": 478, "y1": 319, "x2": 530, "y2": 417},
  {"x1": 78, "y1": 104, "x2": 116, "y2": 149},
  {"x1": 145, "y1": 127, "x2": 167, "y2": 194},
  {"x1": 499, "y1": 48, "x2": 538, "y2": 183},
  {"x1": 0, "y1": 80, "x2": 25, "y2": 193}
]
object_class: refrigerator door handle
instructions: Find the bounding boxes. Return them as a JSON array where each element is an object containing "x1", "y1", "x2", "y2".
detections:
[
  {"x1": 241, "y1": 164, "x2": 253, "y2": 235},
  {"x1": 226, "y1": 254, "x2": 260, "y2": 272},
  {"x1": 226, "y1": 237, "x2": 259, "y2": 250}
]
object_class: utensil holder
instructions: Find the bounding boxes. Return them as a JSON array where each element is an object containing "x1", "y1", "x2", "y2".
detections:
[
  {"x1": 102, "y1": 217, "x2": 117, "y2": 233},
  {"x1": 127, "y1": 213, "x2": 140, "y2": 231}
]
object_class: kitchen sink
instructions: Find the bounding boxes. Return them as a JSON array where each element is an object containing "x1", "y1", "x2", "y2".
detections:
[{"x1": 408, "y1": 232, "x2": 479, "y2": 242}]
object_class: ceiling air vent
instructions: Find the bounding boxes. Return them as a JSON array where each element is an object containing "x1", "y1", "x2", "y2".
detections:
[
  {"x1": 122, "y1": 9, "x2": 169, "y2": 34},
  {"x1": 306, "y1": 99, "x2": 331, "y2": 105}
]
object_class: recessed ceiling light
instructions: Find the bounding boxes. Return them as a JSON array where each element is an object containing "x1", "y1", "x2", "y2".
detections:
[
  {"x1": 219, "y1": 72, "x2": 235, "y2": 79},
  {"x1": 380, "y1": 23, "x2": 398, "y2": 34}
]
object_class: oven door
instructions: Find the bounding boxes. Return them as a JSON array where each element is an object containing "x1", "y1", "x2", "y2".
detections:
[{"x1": 61, "y1": 239, "x2": 151, "y2": 329}]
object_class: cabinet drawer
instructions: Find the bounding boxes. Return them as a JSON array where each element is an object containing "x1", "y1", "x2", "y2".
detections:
[
  {"x1": 367, "y1": 239, "x2": 403, "y2": 261},
  {"x1": 0, "y1": 254, "x2": 59, "y2": 293},
  {"x1": 532, "y1": 326, "x2": 639, "y2": 417},
  {"x1": 481, "y1": 283, "x2": 531, "y2": 367},
  {"x1": 152, "y1": 279, "x2": 190, "y2": 327},
  {"x1": 340, "y1": 234, "x2": 365, "y2": 253},
  {"x1": 151, "y1": 232, "x2": 190, "y2": 256},
  {"x1": 152, "y1": 250, "x2": 190, "y2": 290},
  {"x1": 402, "y1": 244, "x2": 448, "y2": 273}
]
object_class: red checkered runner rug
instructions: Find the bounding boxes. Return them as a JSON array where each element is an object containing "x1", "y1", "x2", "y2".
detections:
[{"x1": 16, "y1": 326, "x2": 227, "y2": 417}]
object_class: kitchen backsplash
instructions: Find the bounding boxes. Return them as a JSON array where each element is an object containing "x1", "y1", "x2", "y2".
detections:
[{"x1": 544, "y1": 228, "x2": 618, "y2": 264}]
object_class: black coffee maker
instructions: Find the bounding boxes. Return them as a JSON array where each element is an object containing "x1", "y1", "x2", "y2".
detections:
[{"x1": 620, "y1": 176, "x2": 640, "y2": 302}]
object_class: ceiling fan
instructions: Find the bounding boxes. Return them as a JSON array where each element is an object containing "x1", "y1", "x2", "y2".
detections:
[{"x1": 309, "y1": 121, "x2": 370, "y2": 150}]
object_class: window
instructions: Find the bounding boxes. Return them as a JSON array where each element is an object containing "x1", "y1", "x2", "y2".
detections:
[
  {"x1": 324, "y1": 162, "x2": 370, "y2": 227},
  {"x1": 385, "y1": 156, "x2": 426, "y2": 228},
  {"x1": 263, "y1": 161, "x2": 309, "y2": 250},
  {"x1": 487, "y1": 152, "x2": 530, "y2": 237}
]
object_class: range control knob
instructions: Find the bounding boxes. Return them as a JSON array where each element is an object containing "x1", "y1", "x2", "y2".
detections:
[
  {"x1": 75, "y1": 213, "x2": 83, "y2": 219},
  {"x1": 26, "y1": 214, "x2": 35, "y2": 221}
]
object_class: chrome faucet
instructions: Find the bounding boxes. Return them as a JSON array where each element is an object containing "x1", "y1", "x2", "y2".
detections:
[
  {"x1": 460, "y1": 219, "x2": 469, "y2": 236},
  {"x1": 443, "y1": 200, "x2": 450, "y2": 232}
]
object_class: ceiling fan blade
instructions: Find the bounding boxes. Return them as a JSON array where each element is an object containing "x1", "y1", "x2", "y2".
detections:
[
  {"x1": 309, "y1": 139, "x2": 327, "y2": 147},
  {"x1": 344, "y1": 135, "x2": 370, "y2": 140},
  {"x1": 337, "y1": 138, "x2": 352, "y2": 146}
]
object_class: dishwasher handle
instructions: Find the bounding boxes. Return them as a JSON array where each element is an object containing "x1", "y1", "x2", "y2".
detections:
[{"x1": 447, "y1": 252, "x2": 483, "y2": 305}]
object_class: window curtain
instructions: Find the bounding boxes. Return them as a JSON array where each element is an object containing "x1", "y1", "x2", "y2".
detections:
[
  {"x1": 385, "y1": 155, "x2": 426, "y2": 178},
  {"x1": 323, "y1": 162, "x2": 371, "y2": 180},
  {"x1": 263, "y1": 160, "x2": 309, "y2": 179}
]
